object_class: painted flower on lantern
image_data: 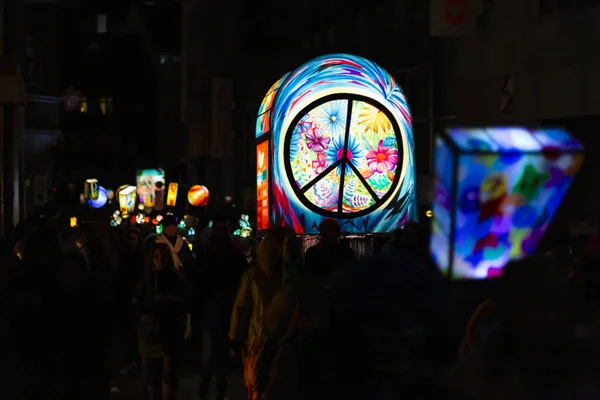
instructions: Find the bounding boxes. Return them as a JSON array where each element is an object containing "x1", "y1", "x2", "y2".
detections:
[
  {"x1": 325, "y1": 134, "x2": 363, "y2": 175},
  {"x1": 357, "y1": 103, "x2": 392, "y2": 133},
  {"x1": 366, "y1": 140, "x2": 398, "y2": 174},
  {"x1": 305, "y1": 127, "x2": 330, "y2": 153},
  {"x1": 296, "y1": 116, "x2": 313, "y2": 134},
  {"x1": 314, "y1": 99, "x2": 347, "y2": 138},
  {"x1": 312, "y1": 153, "x2": 327, "y2": 174},
  {"x1": 290, "y1": 128, "x2": 302, "y2": 159}
]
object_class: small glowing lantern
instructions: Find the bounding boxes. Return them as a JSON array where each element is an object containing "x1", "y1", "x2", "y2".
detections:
[
  {"x1": 88, "y1": 186, "x2": 108, "y2": 208},
  {"x1": 188, "y1": 185, "x2": 210, "y2": 207},
  {"x1": 70, "y1": 217, "x2": 78, "y2": 228},
  {"x1": 136, "y1": 214, "x2": 145, "y2": 224},
  {"x1": 156, "y1": 225, "x2": 163, "y2": 235},
  {"x1": 107, "y1": 189, "x2": 115, "y2": 201},
  {"x1": 167, "y1": 183, "x2": 178, "y2": 207},
  {"x1": 84, "y1": 179, "x2": 99, "y2": 200},
  {"x1": 118, "y1": 186, "x2": 137, "y2": 215}
]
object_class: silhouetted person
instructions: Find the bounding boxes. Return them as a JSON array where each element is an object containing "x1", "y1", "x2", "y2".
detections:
[
  {"x1": 444, "y1": 255, "x2": 597, "y2": 399},
  {"x1": 4, "y1": 228, "x2": 63, "y2": 398},
  {"x1": 155, "y1": 214, "x2": 194, "y2": 277},
  {"x1": 230, "y1": 229, "x2": 285, "y2": 400},
  {"x1": 196, "y1": 217, "x2": 247, "y2": 400},
  {"x1": 304, "y1": 219, "x2": 356, "y2": 284},
  {"x1": 329, "y1": 255, "x2": 451, "y2": 400},
  {"x1": 55, "y1": 251, "x2": 93, "y2": 398},
  {"x1": 133, "y1": 242, "x2": 192, "y2": 400},
  {"x1": 118, "y1": 228, "x2": 145, "y2": 373}
]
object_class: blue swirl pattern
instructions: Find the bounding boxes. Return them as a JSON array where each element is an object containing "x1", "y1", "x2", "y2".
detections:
[{"x1": 257, "y1": 54, "x2": 417, "y2": 234}]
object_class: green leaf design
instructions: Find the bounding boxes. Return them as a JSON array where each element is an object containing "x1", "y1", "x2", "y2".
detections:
[{"x1": 512, "y1": 164, "x2": 549, "y2": 202}]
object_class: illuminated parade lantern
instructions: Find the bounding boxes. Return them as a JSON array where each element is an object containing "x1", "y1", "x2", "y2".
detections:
[
  {"x1": 431, "y1": 127, "x2": 583, "y2": 280},
  {"x1": 88, "y1": 186, "x2": 108, "y2": 208},
  {"x1": 136, "y1": 169, "x2": 165, "y2": 208},
  {"x1": 234, "y1": 214, "x2": 253, "y2": 237},
  {"x1": 188, "y1": 185, "x2": 210, "y2": 207},
  {"x1": 256, "y1": 54, "x2": 417, "y2": 234},
  {"x1": 166, "y1": 183, "x2": 179, "y2": 206},
  {"x1": 84, "y1": 178, "x2": 99, "y2": 200},
  {"x1": 118, "y1": 185, "x2": 137, "y2": 215}
]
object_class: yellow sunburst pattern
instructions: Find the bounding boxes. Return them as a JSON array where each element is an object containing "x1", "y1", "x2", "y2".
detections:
[{"x1": 357, "y1": 103, "x2": 392, "y2": 133}]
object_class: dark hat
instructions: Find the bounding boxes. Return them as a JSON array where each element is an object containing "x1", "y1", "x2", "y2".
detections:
[{"x1": 163, "y1": 214, "x2": 178, "y2": 227}]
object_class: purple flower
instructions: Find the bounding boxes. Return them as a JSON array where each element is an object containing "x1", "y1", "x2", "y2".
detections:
[{"x1": 305, "y1": 127, "x2": 330, "y2": 153}]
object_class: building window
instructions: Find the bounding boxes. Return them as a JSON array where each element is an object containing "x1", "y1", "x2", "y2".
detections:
[
  {"x1": 100, "y1": 96, "x2": 114, "y2": 114},
  {"x1": 25, "y1": 38, "x2": 42, "y2": 86},
  {"x1": 97, "y1": 14, "x2": 107, "y2": 33},
  {"x1": 80, "y1": 97, "x2": 88, "y2": 113}
]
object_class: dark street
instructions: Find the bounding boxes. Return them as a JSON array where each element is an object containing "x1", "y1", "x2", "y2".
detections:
[{"x1": 3, "y1": 0, "x2": 600, "y2": 399}]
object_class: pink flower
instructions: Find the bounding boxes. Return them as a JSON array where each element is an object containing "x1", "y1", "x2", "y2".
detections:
[
  {"x1": 311, "y1": 153, "x2": 327, "y2": 174},
  {"x1": 366, "y1": 140, "x2": 398, "y2": 173},
  {"x1": 305, "y1": 127, "x2": 330, "y2": 153}
]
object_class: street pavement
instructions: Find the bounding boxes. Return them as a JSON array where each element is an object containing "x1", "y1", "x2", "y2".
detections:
[{"x1": 111, "y1": 367, "x2": 247, "y2": 400}]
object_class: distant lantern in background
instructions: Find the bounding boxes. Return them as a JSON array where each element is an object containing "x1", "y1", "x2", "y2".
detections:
[
  {"x1": 166, "y1": 183, "x2": 178, "y2": 207},
  {"x1": 62, "y1": 86, "x2": 82, "y2": 112},
  {"x1": 118, "y1": 185, "x2": 137, "y2": 215},
  {"x1": 88, "y1": 186, "x2": 108, "y2": 208},
  {"x1": 84, "y1": 179, "x2": 99, "y2": 200},
  {"x1": 107, "y1": 189, "x2": 115, "y2": 202},
  {"x1": 188, "y1": 185, "x2": 210, "y2": 207},
  {"x1": 100, "y1": 96, "x2": 107, "y2": 115},
  {"x1": 79, "y1": 193, "x2": 86, "y2": 204},
  {"x1": 154, "y1": 181, "x2": 165, "y2": 211}
]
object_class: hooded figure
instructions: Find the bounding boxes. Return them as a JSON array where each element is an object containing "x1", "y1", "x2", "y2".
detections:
[{"x1": 229, "y1": 229, "x2": 285, "y2": 400}]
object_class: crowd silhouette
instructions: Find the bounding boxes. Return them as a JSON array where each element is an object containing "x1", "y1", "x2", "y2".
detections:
[{"x1": 1, "y1": 205, "x2": 600, "y2": 400}]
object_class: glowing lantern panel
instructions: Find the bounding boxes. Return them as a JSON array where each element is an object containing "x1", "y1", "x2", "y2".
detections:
[
  {"x1": 88, "y1": 186, "x2": 108, "y2": 208},
  {"x1": 84, "y1": 179, "x2": 99, "y2": 200},
  {"x1": 167, "y1": 183, "x2": 178, "y2": 207},
  {"x1": 431, "y1": 127, "x2": 583, "y2": 280},
  {"x1": 256, "y1": 54, "x2": 417, "y2": 234},
  {"x1": 188, "y1": 185, "x2": 210, "y2": 207},
  {"x1": 118, "y1": 186, "x2": 137, "y2": 215},
  {"x1": 136, "y1": 169, "x2": 165, "y2": 208}
]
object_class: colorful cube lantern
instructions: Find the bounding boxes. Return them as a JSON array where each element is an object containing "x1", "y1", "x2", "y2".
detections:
[
  {"x1": 431, "y1": 127, "x2": 583, "y2": 280},
  {"x1": 118, "y1": 185, "x2": 137, "y2": 215}
]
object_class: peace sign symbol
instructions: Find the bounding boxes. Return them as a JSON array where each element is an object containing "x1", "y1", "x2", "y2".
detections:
[{"x1": 284, "y1": 94, "x2": 403, "y2": 219}]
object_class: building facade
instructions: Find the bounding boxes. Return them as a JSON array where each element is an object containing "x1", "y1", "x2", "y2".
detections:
[
  {"x1": 0, "y1": 0, "x2": 64, "y2": 236},
  {"x1": 58, "y1": 3, "x2": 158, "y2": 192}
]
